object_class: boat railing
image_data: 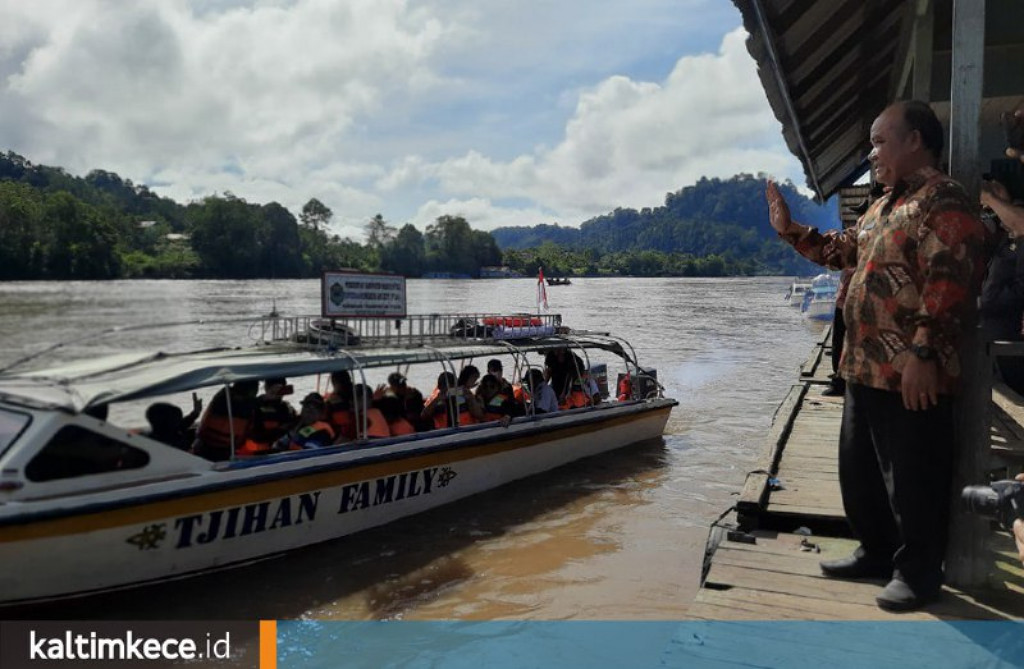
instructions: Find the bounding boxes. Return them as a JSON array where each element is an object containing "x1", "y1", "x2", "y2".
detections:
[{"x1": 249, "y1": 312, "x2": 565, "y2": 350}]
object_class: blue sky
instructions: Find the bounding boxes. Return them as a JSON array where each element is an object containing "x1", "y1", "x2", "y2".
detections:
[{"x1": 0, "y1": 0, "x2": 804, "y2": 240}]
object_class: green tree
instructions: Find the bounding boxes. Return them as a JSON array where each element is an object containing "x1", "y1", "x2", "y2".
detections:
[
  {"x1": 300, "y1": 198, "x2": 332, "y2": 231},
  {"x1": 365, "y1": 213, "x2": 397, "y2": 250},
  {"x1": 381, "y1": 224, "x2": 426, "y2": 277},
  {"x1": 187, "y1": 194, "x2": 261, "y2": 278}
]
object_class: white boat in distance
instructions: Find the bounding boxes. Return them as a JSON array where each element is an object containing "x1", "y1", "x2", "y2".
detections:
[
  {"x1": 800, "y1": 274, "x2": 839, "y2": 321},
  {"x1": 0, "y1": 312, "x2": 675, "y2": 605},
  {"x1": 784, "y1": 278, "x2": 813, "y2": 307}
]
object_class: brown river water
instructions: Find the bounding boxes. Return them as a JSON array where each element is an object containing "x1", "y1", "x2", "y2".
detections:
[{"x1": 0, "y1": 277, "x2": 825, "y2": 621}]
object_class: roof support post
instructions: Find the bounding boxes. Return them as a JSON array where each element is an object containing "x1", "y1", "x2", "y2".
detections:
[
  {"x1": 945, "y1": 0, "x2": 988, "y2": 590},
  {"x1": 911, "y1": 0, "x2": 934, "y2": 101}
]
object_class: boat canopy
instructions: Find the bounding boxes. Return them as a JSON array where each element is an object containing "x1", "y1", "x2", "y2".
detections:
[{"x1": 0, "y1": 335, "x2": 629, "y2": 413}]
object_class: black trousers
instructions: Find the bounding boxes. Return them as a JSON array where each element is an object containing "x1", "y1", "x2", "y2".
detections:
[
  {"x1": 839, "y1": 383, "x2": 954, "y2": 591},
  {"x1": 831, "y1": 307, "x2": 846, "y2": 375}
]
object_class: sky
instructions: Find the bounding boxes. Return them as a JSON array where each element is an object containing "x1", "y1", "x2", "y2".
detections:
[{"x1": 0, "y1": 0, "x2": 805, "y2": 241}]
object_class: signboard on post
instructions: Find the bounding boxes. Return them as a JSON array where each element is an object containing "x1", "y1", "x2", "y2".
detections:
[{"x1": 321, "y1": 271, "x2": 407, "y2": 318}]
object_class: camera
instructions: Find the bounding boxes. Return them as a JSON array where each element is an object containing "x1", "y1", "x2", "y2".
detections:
[{"x1": 961, "y1": 479, "x2": 1024, "y2": 530}]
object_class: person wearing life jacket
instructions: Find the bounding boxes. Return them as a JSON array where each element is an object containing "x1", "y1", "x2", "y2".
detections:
[
  {"x1": 477, "y1": 374, "x2": 515, "y2": 427},
  {"x1": 378, "y1": 393, "x2": 415, "y2": 436},
  {"x1": 352, "y1": 384, "x2": 392, "y2": 440},
  {"x1": 487, "y1": 358, "x2": 525, "y2": 418},
  {"x1": 239, "y1": 377, "x2": 297, "y2": 456},
  {"x1": 454, "y1": 365, "x2": 484, "y2": 426},
  {"x1": 616, "y1": 374, "x2": 633, "y2": 402},
  {"x1": 325, "y1": 370, "x2": 357, "y2": 441},
  {"x1": 544, "y1": 348, "x2": 586, "y2": 407},
  {"x1": 523, "y1": 368, "x2": 559, "y2": 415},
  {"x1": 422, "y1": 371, "x2": 457, "y2": 429},
  {"x1": 195, "y1": 380, "x2": 259, "y2": 460},
  {"x1": 403, "y1": 387, "x2": 434, "y2": 432},
  {"x1": 275, "y1": 392, "x2": 335, "y2": 450},
  {"x1": 145, "y1": 392, "x2": 203, "y2": 450}
]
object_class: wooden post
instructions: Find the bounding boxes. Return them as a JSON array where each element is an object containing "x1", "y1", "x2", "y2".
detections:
[
  {"x1": 945, "y1": 0, "x2": 988, "y2": 589},
  {"x1": 912, "y1": 0, "x2": 934, "y2": 101}
]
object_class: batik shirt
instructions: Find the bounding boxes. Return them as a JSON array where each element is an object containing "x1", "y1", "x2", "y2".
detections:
[{"x1": 780, "y1": 166, "x2": 986, "y2": 394}]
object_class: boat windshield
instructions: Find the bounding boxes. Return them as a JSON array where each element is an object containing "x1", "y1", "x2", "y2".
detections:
[{"x1": 0, "y1": 408, "x2": 31, "y2": 456}]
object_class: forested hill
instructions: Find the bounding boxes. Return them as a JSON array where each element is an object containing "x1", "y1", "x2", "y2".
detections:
[{"x1": 492, "y1": 174, "x2": 838, "y2": 273}]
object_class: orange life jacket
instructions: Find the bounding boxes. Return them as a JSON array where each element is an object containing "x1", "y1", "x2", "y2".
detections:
[
  {"x1": 241, "y1": 397, "x2": 296, "y2": 454},
  {"x1": 287, "y1": 421, "x2": 336, "y2": 450},
  {"x1": 483, "y1": 391, "x2": 513, "y2": 422},
  {"x1": 388, "y1": 416, "x2": 416, "y2": 436},
  {"x1": 359, "y1": 407, "x2": 391, "y2": 438},
  {"x1": 197, "y1": 409, "x2": 251, "y2": 451},
  {"x1": 617, "y1": 375, "x2": 632, "y2": 401},
  {"x1": 424, "y1": 387, "x2": 451, "y2": 429},
  {"x1": 455, "y1": 393, "x2": 477, "y2": 426}
]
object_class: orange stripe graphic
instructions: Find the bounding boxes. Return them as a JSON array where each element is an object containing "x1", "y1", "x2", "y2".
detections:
[{"x1": 259, "y1": 620, "x2": 277, "y2": 669}]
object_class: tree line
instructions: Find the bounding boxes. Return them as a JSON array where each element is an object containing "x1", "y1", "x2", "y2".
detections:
[
  {"x1": 0, "y1": 152, "x2": 832, "y2": 281},
  {"x1": 0, "y1": 152, "x2": 500, "y2": 280}
]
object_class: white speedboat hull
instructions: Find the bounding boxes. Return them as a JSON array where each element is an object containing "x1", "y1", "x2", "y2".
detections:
[{"x1": 0, "y1": 401, "x2": 672, "y2": 604}]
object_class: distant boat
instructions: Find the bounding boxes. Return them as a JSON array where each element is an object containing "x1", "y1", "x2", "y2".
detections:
[
  {"x1": 784, "y1": 278, "x2": 813, "y2": 307},
  {"x1": 546, "y1": 277, "x2": 572, "y2": 286},
  {"x1": 800, "y1": 273, "x2": 839, "y2": 321}
]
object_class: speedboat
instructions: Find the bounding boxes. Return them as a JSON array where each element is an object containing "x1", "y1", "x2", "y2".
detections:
[
  {"x1": 0, "y1": 312, "x2": 674, "y2": 605},
  {"x1": 784, "y1": 278, "x2": 813, "y2": 307},
  {"x1": 800, "y1": 274, "x2": 839, "y2": 321}
]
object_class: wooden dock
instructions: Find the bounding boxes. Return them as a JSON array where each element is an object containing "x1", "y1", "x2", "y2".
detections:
[{"x1": 690, "y1": 327, "x2": 1024, "y2": 620}]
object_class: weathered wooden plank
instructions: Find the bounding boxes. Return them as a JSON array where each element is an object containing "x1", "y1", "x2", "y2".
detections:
[
  {"x1": 737, "y1": 383, "x2": 809, "y2": 515},
  {"x1": 799, "y1": 344, "x2": 825, "y2": 378}
]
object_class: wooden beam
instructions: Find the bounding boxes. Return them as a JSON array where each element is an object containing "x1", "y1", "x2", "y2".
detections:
[
  {"x1": 912, "y1": 0, "x2": 934, "y2": 101},
  {"x1": 945, "y1": 0, "x2": 988, "y2": 592}
]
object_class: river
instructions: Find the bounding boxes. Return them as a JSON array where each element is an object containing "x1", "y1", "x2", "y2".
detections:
[{"x1": 0, "y1": 277, "x2": 825, "y2": 620}]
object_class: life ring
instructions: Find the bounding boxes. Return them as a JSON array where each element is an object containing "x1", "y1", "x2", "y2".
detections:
[{"x1": 483, "y1": 316, "x2": 544, "y2": 327}]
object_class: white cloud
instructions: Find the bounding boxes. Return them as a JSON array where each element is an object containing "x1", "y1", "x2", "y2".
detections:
[
  {"x1": 379, "y1": 27, "x2": 802, "y2": 229},
  {"x1": 0, "y1": 2, "x2": 802, "y2": 234}
]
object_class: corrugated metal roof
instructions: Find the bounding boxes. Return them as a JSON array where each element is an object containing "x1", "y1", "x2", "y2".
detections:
[{"x1": 734, "y1": 0, "x2": 913, "y2": 200}]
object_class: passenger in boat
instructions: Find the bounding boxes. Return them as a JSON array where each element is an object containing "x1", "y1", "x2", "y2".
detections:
[
  {"x1": 476, "y1": 374, "x2": 515, "y2": 427},
  {"x1": 195, "y1": 380, "x2": 259, "y2": 460},
  {"x1": 544, "y1": 347, "x2": 586, "y2": 407},
  {"x1": 422, "y1": 371, "x2": 457, "y2": 429},
  {"x1": 403, "y1": 388, "x2": 434, "y2": 432},
  {"x1": 766, "y1": 100, "x2": 987, "y2": 611},
  {"x1": 486, "y1": 359, "x2": 514, "y2": 395},
  {"x1": 455, "y1": 365, "x2": 485, "y2": 425},
  {"x1": 144, "y1": 393, "x2": 203, "y2": 450},
  {"x1": 523, "y1": 369, "x2": 559, "y2": 414},
  {"x1": 276, "y1": 393, "x2": 335, "y2": 450},
  {"x1": 325, "y1": 370, "x2": 357, "y2": 441},
  {"x1": 239, "y1": 378, "x2": 298, "y2": 455},
  {"x1": 379, "y1": 393, "x2": 415, "y2": 436},
  {"x1": 379, "y1": 372, "x2": 410, "y2": 399},
  {"x1": 351, "y1": 384, "x2": 391, "y2": 439}
]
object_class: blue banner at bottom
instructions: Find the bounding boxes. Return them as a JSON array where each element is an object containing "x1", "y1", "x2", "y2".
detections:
[{"x1": 277, "y1": 621, "x2": 1024, "y2": 669}]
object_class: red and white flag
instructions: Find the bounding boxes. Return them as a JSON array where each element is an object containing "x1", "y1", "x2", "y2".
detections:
[{"x1": 537, "y1": 266, "x2": 548, "y2": 312}]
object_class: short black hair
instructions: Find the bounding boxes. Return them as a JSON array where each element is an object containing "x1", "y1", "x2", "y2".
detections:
[{"x1": 899, "y1": 100, "x2": 944, "y2": 160}]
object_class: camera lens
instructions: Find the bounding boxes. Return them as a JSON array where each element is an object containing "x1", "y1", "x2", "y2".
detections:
[{"x1": 961, "y1": 485, "x2": 1000, "y2": 518}]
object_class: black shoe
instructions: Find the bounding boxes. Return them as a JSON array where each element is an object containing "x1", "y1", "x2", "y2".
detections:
[
  {"x1": 821, "y1": 385, "x2": 844, "y2": 397},
  {"x1": 876, "y1": 577, "x2": 940, "y2": 612},
  {"x1": 819, "y1": 554, "x2": 891, "y2": 579}
]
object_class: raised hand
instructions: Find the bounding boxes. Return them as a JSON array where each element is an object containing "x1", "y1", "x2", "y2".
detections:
[{"x1": 765, "y1": 179, "x2": 793, "y2": 235}]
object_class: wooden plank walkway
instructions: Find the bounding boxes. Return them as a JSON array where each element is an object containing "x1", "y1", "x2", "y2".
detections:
[{"x1": 692, "y1": 327, "x2": 1024, "y2": 620}]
